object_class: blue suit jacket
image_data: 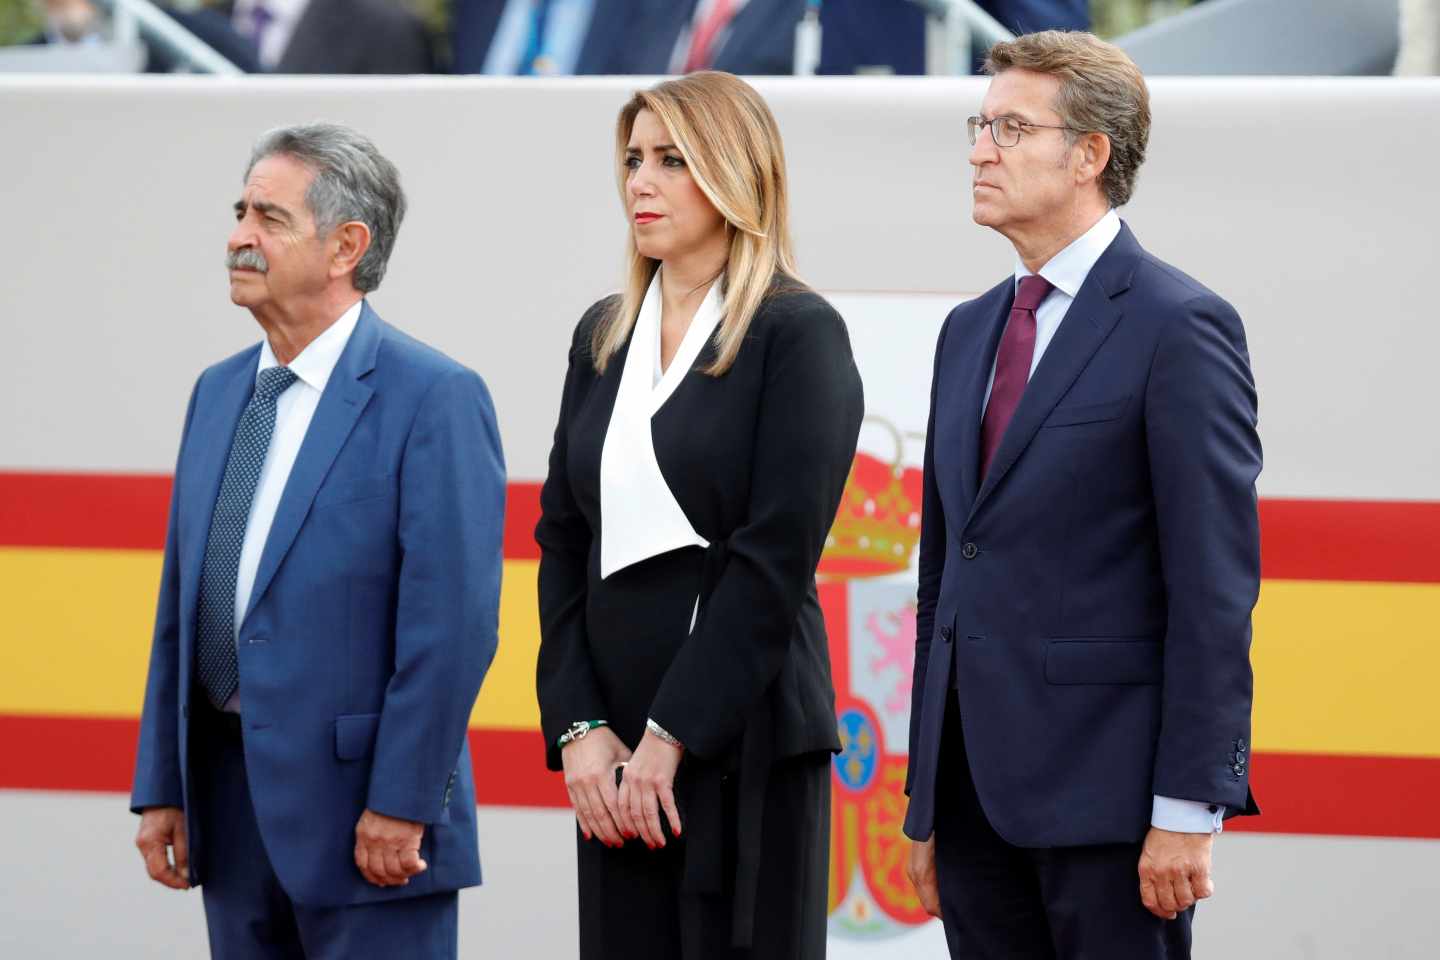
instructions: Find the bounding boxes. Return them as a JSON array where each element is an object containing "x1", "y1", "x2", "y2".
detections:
[
  {"x1": 131, "y1": 303, "x2": 505, "y2": 907},
  {"x1": 903, "y1": 224, "x2": 1261, "y2": 845}
]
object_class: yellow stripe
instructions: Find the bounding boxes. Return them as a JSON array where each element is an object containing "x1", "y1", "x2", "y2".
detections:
[
  {"x1": 1252, "y1": 579, "x2": 1440, "y2": 756},
  {"x1": 4, "y1": 549, "x2": 1439, "y2": 755},
  {"x1": 0, "y1": 548, "x2": 541, "y2": 729}
]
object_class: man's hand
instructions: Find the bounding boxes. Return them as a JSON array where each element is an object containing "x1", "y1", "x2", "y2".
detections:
[
  {"x1": 1138, "y1": 826, "x2": 1215, "y2": 919},
  {"x1": 354, "y1": 809, "x2": 427, "y2": 887},
  {"x1": 561, "y1": 726, "x2": 632, "y2": 848},
  {"x1": 136, "y1": 806, "x2": 190, "y2": 890},
  {"x1": 906, "y1": 833, "x2": 941, "y2": 918},
  {"x1": 617, "y1": 729, "x2": 683, "y2": 849}
]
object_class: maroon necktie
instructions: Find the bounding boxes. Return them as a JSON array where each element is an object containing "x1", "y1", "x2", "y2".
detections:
[{"x1": 979, "y1": 274, "x2": 1054, "y2": 479}]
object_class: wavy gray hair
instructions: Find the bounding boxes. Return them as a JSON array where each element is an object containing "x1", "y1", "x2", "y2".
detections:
[{"x1": 246, "y1": 123, "x2": 406, "y2": 293}]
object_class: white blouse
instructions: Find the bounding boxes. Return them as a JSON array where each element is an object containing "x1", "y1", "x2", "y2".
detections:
[{"x1": 599, "y1": 269, "x2": 724, "y2": 581}]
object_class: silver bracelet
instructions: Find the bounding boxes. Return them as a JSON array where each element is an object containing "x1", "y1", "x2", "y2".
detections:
[{"x1": 646, "y1": 718, "x2": 682, "y2": 748}]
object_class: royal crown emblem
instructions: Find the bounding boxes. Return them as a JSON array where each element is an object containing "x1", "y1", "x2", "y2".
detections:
[{"x1": 822, "y1": 417, "x2": 924, "y2": 579}]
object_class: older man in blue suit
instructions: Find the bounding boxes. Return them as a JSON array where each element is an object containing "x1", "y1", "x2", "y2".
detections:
[
  {"x1": 130, "y1": 123, "x2": 504, "y2": 959},
  {"x1": 903, "y1": 31, "x2": 1259, "y2": 960}
]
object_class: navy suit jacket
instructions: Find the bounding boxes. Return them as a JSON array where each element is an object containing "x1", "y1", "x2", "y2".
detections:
[
  {"x1": 575, "y1": 0, "x2": 804, "y2": 75},
  {"x1": 903, "y1": 224, "x2": 1261, "y2": 845},
  {"x1": 131, "y1": 303, "x2": 505, "y2": 907},
  {"x1": 818, "y1": 0, "x2": 1089, "y2": 75}
]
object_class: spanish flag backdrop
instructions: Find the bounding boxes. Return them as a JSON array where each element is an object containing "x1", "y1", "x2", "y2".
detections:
[{"x1": 1, "y1": 471, "x2": 1437, "y2": 840}]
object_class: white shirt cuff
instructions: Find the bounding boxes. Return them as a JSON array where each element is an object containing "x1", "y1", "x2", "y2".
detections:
[{"x1": 1151, "y1": 795, "x2": 1225, "y2": 834}]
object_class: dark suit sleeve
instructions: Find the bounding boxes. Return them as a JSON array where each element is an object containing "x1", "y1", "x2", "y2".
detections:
[
  {"x1": 535, "y1": 310, "x2": 611, "y2": 771},
  {"x1": 365, "y1": 369, "x2": 505, "y2": 823},
  {"x1": 130, "y1": 377, "x2": 201, "y2": 813},
  {"x1": 904, "y1": 310, "x2": 952, "y2": 797},
  {"x1": 1144, "y1": 294, "x2": 1261, "y2": 812},
  {"x1": 648, "y1": 300, "x2": 864, "y2": 759}
]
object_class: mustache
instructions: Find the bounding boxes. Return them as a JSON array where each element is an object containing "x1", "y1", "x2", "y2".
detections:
[{"x1": 226, "y1": 248, "x2": 269, "y2": 272}]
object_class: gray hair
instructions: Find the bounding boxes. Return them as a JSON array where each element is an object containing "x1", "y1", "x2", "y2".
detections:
[{"x1": 245, "y1": 122, "x2": 406, "y2": 292}]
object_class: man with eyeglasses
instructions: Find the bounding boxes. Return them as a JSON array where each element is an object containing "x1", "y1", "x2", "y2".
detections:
[{"x1": 902, "y1": 30, "x2": 1261, "y2": 960}]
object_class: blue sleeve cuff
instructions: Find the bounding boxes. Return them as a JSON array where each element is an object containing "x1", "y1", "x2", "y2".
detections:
[{"x1": 1152, "y1": 795, "x2": 1226, "y2": 834}]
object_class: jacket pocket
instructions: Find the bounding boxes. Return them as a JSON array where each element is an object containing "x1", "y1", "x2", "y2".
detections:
[
  {"x1": 1045, "y1": 638, "x2": 1161, "y2": 685},
  {"x1": 313, "y1": 474, "x2": 395, "y2": 510},
  {"x1": 1042, "y1": 396, "x2": 1129, "y2": 428},
  {"x1": 335, "y1": 712, "x2": 382, "y2": 760}
]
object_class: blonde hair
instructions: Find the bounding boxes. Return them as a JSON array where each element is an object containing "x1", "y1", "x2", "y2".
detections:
[
  {"x1": 591, "y1": 71, "x2": 799, "y2": 376},
  {"x1": 984, "y1": 31, "x2": 1150, "y2": 208}
]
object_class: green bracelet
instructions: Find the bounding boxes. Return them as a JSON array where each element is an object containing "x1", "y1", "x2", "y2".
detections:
[{"x1": 557, "y1": 719, "x2": 608, "y2": 748}]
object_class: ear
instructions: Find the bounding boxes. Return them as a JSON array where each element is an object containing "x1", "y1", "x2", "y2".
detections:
[
  {"x1": 1075, "y1": 132, "x2": 1111, "y2": 189},
  {"x1": 329, "y1": 221, "x2": 373, "y2": 284}
]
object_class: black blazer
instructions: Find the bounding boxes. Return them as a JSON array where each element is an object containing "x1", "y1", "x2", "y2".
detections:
[{"x1": 535, "y1": 282, "x2": 864, "y2": 772}]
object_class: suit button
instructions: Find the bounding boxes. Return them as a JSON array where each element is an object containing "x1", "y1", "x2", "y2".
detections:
[
  {"x1": 1236, "y1": 738, "x2": 1247, "y2": 752},
  {"x1": 940, "y1": 626, "x2": 953, "y2": 642},
  {"x1": 1232, "y1": 763, "x2": 1245, "y2": 776},
  {"x1": 961, "y1": 542, "x2": 978, "y2": 559}
]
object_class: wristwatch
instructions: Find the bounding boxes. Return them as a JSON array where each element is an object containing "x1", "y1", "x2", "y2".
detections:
[{"x1": 557, "y1": 719, "x2": 608, "y2": 748}]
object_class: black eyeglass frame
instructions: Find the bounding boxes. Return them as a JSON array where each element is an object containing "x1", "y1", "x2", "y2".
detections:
[{"x1": 967, "y1": 114, "x2": 1084, "y2": 148}]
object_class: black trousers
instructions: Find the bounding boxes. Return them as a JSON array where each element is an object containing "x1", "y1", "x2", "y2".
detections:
[
  {"x1": 575, "y1": 753, "x2": 831, "y2": 960},
  {"x1": 933, "y1": 695, "x2": 1193, "y2": 960},
  {"x1": 189, "y1": 704, "x2": 458, "y2": 960}
]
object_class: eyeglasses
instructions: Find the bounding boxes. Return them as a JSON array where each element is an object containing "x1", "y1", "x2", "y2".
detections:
[{"x1": 967, "y1": 115, "x2": 1081, "y2": 148}]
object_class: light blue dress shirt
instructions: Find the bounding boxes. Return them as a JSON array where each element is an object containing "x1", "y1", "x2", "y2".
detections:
[{"x1": 482, "y1": 0, "x2": 597, "y2": 75}]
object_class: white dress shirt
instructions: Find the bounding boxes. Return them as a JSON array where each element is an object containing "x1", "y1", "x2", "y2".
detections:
[
  {"x1": 223, "y1": 300, "x2": 361, "y2": 711},
  {"x1": 232, "y1": 0, "x2": 310, "y2": 70},
  {"x1": 986, "y1": 210, "x2": 1226, "y2": 835}
]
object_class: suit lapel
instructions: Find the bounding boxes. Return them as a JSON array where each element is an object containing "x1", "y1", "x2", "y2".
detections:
[
  {"x1": 243, "y1": 304, "x2": 380, "y2": 622},
  {"x1": 179, "y1": 350, "x2": 260, "y2": 649},
  {"x1": 952, "y1": 283, "x2": 1013, "y2": 513},
  {"x1": 968, "y1": 224, "x2": 1141, "y2": 519}
]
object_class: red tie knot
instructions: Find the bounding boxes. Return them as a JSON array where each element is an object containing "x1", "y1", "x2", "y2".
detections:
[{"x1": 1014, "y1": 274, "x2": 1055, "y2": 313}]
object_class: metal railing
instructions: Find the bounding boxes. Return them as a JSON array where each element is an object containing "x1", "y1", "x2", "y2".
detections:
[
  {"x1": 95, "y1": 0, "x2": 243, "y2": 75},
  {"x1": 909, "y1": 0, "x2": 1017, "y2": 74}
]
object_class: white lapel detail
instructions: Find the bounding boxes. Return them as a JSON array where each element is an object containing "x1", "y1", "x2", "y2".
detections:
[{"x1": 599, "y1": 269, "x2": 723, "y2": 580}]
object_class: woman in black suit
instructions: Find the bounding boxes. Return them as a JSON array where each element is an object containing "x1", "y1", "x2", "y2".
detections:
[{"x1": 535, "y1": 71, "x2": 863, "y2": 959}]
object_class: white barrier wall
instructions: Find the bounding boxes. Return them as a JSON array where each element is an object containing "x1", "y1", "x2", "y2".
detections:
[{"x1": 2, "y1": 76, "x2": 1438, "y2": 959}]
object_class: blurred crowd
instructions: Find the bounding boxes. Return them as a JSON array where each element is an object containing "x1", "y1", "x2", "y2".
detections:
[
  {"x1": 9, "y1": 0, "x2": 1090, "y2": 75},
  {"x1": 6, "y1": 0, "x2": 1438, "y2": 76}
]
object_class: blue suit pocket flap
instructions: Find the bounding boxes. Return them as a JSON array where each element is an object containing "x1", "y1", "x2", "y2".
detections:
[
  {"x1": 335, "y1": 712, "x2": 382, "y2": 760},
  {"x1": 314, "y1": 474, "x2": 395, "y2": 510},
  {"x1": 1045, "y1": 639, "x2": 1162, "y2": 685},
  {"x1": 1043, "y1": 396, "x2": 1129, "y2": 427}
]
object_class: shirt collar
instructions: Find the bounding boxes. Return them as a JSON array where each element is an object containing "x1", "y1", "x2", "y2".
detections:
[
  {"x1": 1014, "y1": 208, "x2": 1121, "y2": 299},
  {"x1": 256, "y1": 299, "x2": 363, "y2": 393}
]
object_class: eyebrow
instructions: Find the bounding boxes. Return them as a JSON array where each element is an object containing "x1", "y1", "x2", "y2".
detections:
[
  {"x1": 624, "y1": 143, "x2": 681, "y2": 154},
  {"x1": 234, "y1": 198, "x2": 294, "y2": 222}
]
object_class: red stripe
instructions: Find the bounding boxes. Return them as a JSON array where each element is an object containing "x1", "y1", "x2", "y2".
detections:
[
  {"x1": 3, "y1": 715, "x2": 1436, "y2": 837},
  {"x1": 0, "y1": 714, "x2": 568, "y2": 808},
  {"x1": 1227, "y1": 751, "x2": 1440, "y2": 839},
  {"x1": 0, "y1": 472, "x2": 172, "y2": 551},
  {"x1": 5, "y1": 472, "x2": 1439, "y2": 583},
  {"x1": 1259, "y1": 498, "x2": 1440, "y2": 584},
  {"x1": 0, "y1": 472, "x2": 544, "y2": 560},
  {"x1": 503, "y1": 481, "x2": 541, "y2": 560}
]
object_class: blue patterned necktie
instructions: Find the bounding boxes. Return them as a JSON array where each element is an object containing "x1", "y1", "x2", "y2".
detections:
[{"x1": 195, "y1": 365, "x2": 298, "y2": 709}]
